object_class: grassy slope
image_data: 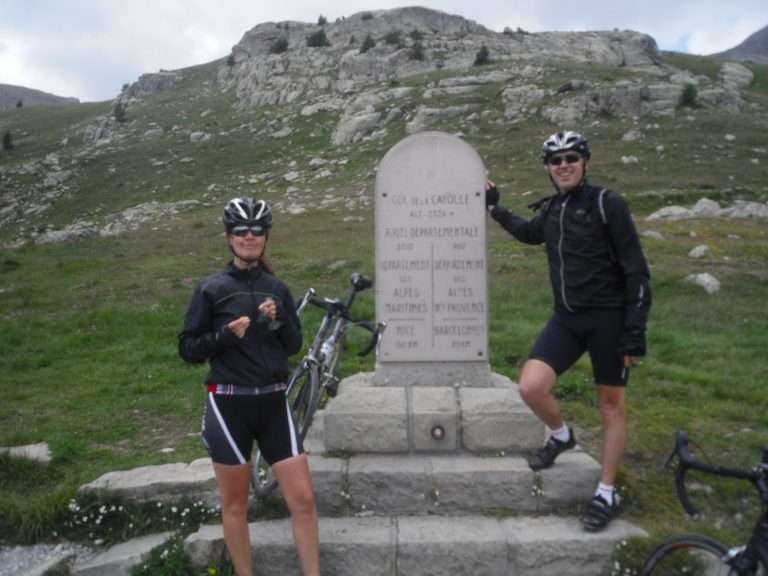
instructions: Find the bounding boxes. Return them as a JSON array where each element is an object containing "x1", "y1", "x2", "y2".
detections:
[{"x1": 1, "y1": 54, "x2": 767, "y2": 567}]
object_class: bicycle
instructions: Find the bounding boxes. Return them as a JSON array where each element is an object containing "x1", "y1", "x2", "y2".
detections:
[
  {"x1": 251, "y1": 272, "x2": 385, "y2": 496},
  {"x1": 639, "y1": 431, "x2": 768, "y2": 575}
]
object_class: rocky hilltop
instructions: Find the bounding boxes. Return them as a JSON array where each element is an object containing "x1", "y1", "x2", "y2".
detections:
[
  {"x1": 1, "y1": 6, "x2": 765, "y2": 248},
  {"x1": 713, "y1": 23, "x2": 768, "y2": 64},
  {"x1": 113, "y1": 7, "x2": 754, "y2": 148},
  {"x1": 219, "y1": 6, "x2": 662, "y2": 108},
  {"x1": 0, "y1": 83, "x2": 79, "y2": 110}
]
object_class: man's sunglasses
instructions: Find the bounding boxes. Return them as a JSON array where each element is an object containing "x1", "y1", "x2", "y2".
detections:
[
  {"x1": 231, "y1": 225, "x2": 266, "y2": 237},
  {"x1": 548, "y1": 153, "x2": 582, "y2": 166}
]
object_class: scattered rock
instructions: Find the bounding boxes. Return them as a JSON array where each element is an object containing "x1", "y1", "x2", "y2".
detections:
[
  {"x1": 641, "y1": 230, "x2": 664, "y2": 241},
  {"x1": 685, "y1": 273, "x2": 721, "y2": 295},
  {"x1": 190, "y1": 131, "x2": 211, "y2": 143},
  {"x1": 621, "y1": 130, "x2": 643, "y2": 142},
  {"x1": 688, "y1": 245, "x2": 710, "y2": 259},
  {"x1": 0, "y1": 442, "x2": 52, "y2": 464}
]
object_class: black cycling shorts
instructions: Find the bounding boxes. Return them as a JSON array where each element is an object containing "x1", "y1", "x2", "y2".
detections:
[
  {"x1": 201, "y1": 389, "x2": 304, "y2": 466},
  {"x1": 530, "y1": 308, "x2": 629, "y2": 386}
]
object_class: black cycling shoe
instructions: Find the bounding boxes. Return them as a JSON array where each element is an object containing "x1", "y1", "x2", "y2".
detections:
[
  {"x1": 527, "y1": 428, "x2": 576, "y2": 471},
  {"x1": 581, "y1": 494, "x2": 621, "y2": 532}
]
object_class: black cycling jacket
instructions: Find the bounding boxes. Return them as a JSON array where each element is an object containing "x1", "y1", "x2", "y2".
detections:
[
  {"x1": 178, "y1": 263, "x2": 302, "y2": 388},
  {"x1": 490, "y1": 181, "x2": 651, "y2": 347}
]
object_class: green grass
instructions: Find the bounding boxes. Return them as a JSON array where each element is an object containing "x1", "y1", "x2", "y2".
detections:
[{"x1": 1, "y1": 50, "x2": 768, "y2": 574}]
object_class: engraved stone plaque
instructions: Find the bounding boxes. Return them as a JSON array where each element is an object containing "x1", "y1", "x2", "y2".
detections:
[{"x1": 375, "y1": 132, "x2": 489, "y2": 384}]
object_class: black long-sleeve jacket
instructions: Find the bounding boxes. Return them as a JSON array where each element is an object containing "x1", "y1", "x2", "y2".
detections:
[
  {"x1": 178, "y1": 263, "x2": 302, "y2": 388},
  {"x1": 490, "y1": 181, "x2": 651, "y2": 347}
]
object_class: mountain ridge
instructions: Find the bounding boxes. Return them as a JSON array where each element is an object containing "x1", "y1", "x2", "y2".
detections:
[{"x1": 0, "y1": 83, "x2": 79, "y2": 110}]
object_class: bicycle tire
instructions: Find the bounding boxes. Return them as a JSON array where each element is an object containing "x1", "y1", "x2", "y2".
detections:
[
  {"x1": 251, "y1": 364, "x2": 320, "y2": 497},
  {"x1": 639, "y1": 534, "x2": 735, "y2": 576}
]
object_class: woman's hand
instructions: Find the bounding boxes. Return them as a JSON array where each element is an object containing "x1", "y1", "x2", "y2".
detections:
[
  {"x1": 227, "y1": 316, "x2": 251, "y2": 339},
  {"x1": 258, "y1": 297, "x2": 277, "y2": 322}
]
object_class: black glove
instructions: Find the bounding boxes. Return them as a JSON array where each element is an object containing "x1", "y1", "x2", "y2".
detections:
[
  {"x1": 485, "y1": 184, "x2": 499, "y2": 210},
  {"x1": 618, "y1": 330, "x2": 646, "y2": 357}
]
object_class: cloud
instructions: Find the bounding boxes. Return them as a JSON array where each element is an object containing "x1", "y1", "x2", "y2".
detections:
[{"x1": 686, "y1": 20, "x2": 763, "y2": 55}]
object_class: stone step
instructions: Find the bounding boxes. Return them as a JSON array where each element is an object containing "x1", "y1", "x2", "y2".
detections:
[
  {"x1": 78, "y1": 458, "x2": 218, "y2": 506},
  {"x1": 323, "y1": 373, "x2": 545, "y2": 454},
  {"x1": 296, "y1": 450, "x2": 601, "y2": 517},
  {"x1": 71, "y1": 531, "x2": 174, "y2": 576},
  {"x1": 184, "y1": 515, "x2": 647, "y2": 576}
]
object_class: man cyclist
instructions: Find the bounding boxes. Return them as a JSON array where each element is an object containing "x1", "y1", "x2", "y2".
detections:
[{"x1": 486, "y1": 131, "x2": 651, "y2": 532}]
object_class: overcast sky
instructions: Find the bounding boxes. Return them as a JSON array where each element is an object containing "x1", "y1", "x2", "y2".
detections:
[{"x1": 1, "y1": 1, "x2": 766, "y2": 102}]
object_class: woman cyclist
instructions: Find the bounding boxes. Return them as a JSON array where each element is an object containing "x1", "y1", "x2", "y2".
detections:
[{"x1": 179, "y1": 197, "x2": 319, "y2": 576}]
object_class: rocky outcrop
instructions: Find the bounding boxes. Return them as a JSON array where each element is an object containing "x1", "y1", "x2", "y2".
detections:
[
  {"x1": 647, "y1": 198, "x2": 768, "y2": 221},
  {"x1": 219, "y1": 7, "x2": 663, "y2": 111}
]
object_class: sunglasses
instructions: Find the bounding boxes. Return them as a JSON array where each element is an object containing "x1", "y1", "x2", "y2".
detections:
[
  {"x1": 231, "y1": 225, "x2": 266, "y2": 237},
  {"x1": 548, "y1": 153, "x2": 582, "y2": 166}
]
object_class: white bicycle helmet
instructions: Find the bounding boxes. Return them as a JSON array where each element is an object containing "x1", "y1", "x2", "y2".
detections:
[
  {"x1": 222, "y1": 197, "x2": 273, "y2": 234},
  {"x1": 541, "y1": 131, "x2": 590, "y2": 163}
]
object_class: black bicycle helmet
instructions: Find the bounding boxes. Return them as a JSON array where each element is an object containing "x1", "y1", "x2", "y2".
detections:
[
  {"x1": 541, "y1": 131, "x2": 590, "y2": 163},
  {"x1": 222, "y1": 197, "x2": 273, "y2": 234}
]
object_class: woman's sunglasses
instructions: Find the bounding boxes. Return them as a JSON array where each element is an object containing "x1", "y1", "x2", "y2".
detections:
[
  {"x1": 231, "y1": 225, "x2": 266, "y2": 237},
  {"x1": 548, "y1": 153, "x2": 582, "y2": 166}
]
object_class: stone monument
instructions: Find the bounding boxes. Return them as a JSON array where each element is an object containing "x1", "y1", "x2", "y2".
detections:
[
  {"x1": 374, "y1": 131, "x2": 491, "y2": 387},
  {"x1": 323, "y1": 131, "x2": 545, "y2": 455}
]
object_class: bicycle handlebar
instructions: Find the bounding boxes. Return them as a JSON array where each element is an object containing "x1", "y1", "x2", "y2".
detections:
[
  {"x1": 669, "y1": 431, "x2": 767, "y2": 516},
  {"x1": 296, "y1": 273, "x2": 382, "y2": 357},
  {"x1": 355, "y1": 321, "x2": 387, "y2": 357}
]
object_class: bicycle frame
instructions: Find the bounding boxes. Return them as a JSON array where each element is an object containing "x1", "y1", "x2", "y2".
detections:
[{"x1": 251, "y1": 273, "x2": 382, "y2": 497}]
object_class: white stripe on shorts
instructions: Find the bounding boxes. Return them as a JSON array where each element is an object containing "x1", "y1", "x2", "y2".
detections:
[
  {"x1": 284, "y1": 398, "x2": 299, "y2": 457},
  {"x1": 208, "y1": 392, "x2": 247, "y2": 465}
]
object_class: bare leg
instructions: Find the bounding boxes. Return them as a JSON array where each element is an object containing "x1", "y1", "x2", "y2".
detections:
[
  {"x1": 596, "y1": 385, "x2": 626, "y2": 485},
  {"x1": 213, "y1": 463, "x2": 253, "y2": 576},
  {"x1": 517, "y1": 359, "x2": 562, "y2": 430},
  {"x1": 273, "y1": 454, "x2": 320, "y2": 576}
]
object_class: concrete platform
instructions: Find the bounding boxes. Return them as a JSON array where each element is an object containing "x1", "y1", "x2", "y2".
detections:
[{"x1": 323, "y1": 373, "x2": 545, "y2": 454}]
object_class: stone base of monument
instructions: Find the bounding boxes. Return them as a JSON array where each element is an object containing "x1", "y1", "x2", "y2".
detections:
[{"x1": 323, "y1": 372, "x2": 545, "y2": 454}]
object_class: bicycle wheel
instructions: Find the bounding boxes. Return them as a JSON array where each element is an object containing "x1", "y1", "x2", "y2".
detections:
[
  {"x1": 251, "y1": 364, "x2": 319, "y2": 497},
  {"x1": 286, "y1": 364, "x2": 320, "y2": 439},
  {"x1": 639, "y1": 534, "x2": 734, "y2": 576}
]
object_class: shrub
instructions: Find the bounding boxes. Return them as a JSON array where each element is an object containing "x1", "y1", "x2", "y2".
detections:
[
  {"x1": 384, "y1": 30, "x2": 403, "y2": 47},
  {"x1": 360, "y1": 34, "x2": 375, "y2": 54},
  {"x1": 361, "y1": 12, "x2": 374, "y2": 20},
  {"x1": 113, "y1": 101, "x2": 127, "y2": 123},
  {"x1": 680, "y1": 83, "x2": 699, "y2": 108},
  {"x1": 226, "y1": 53, "x2": 235, "y2": 66},
  {"x1": 410, "y1": 29, "x2": 424, "y2": 42},
  {"x1": 474, "y1": 45, "x2": 491, "y2": 66},
  {"x1": 409, "y1": 41, "x2": 425, "y2": 61},
  {"x1": 269, "y1": 37, "x2": 289, "y2": 54},
  {"x1": 2, "y1": 131, "x2": 13, "y2": 150},
  {"x1": 16, "y1": 99, "x2": 23, "y2": 109},
  {"x1": 317, "y1": 15, "x2": 327, "y2": 26},
  {"x1": 306, "y1": 29, "x2": 330, "y2": 48}
]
